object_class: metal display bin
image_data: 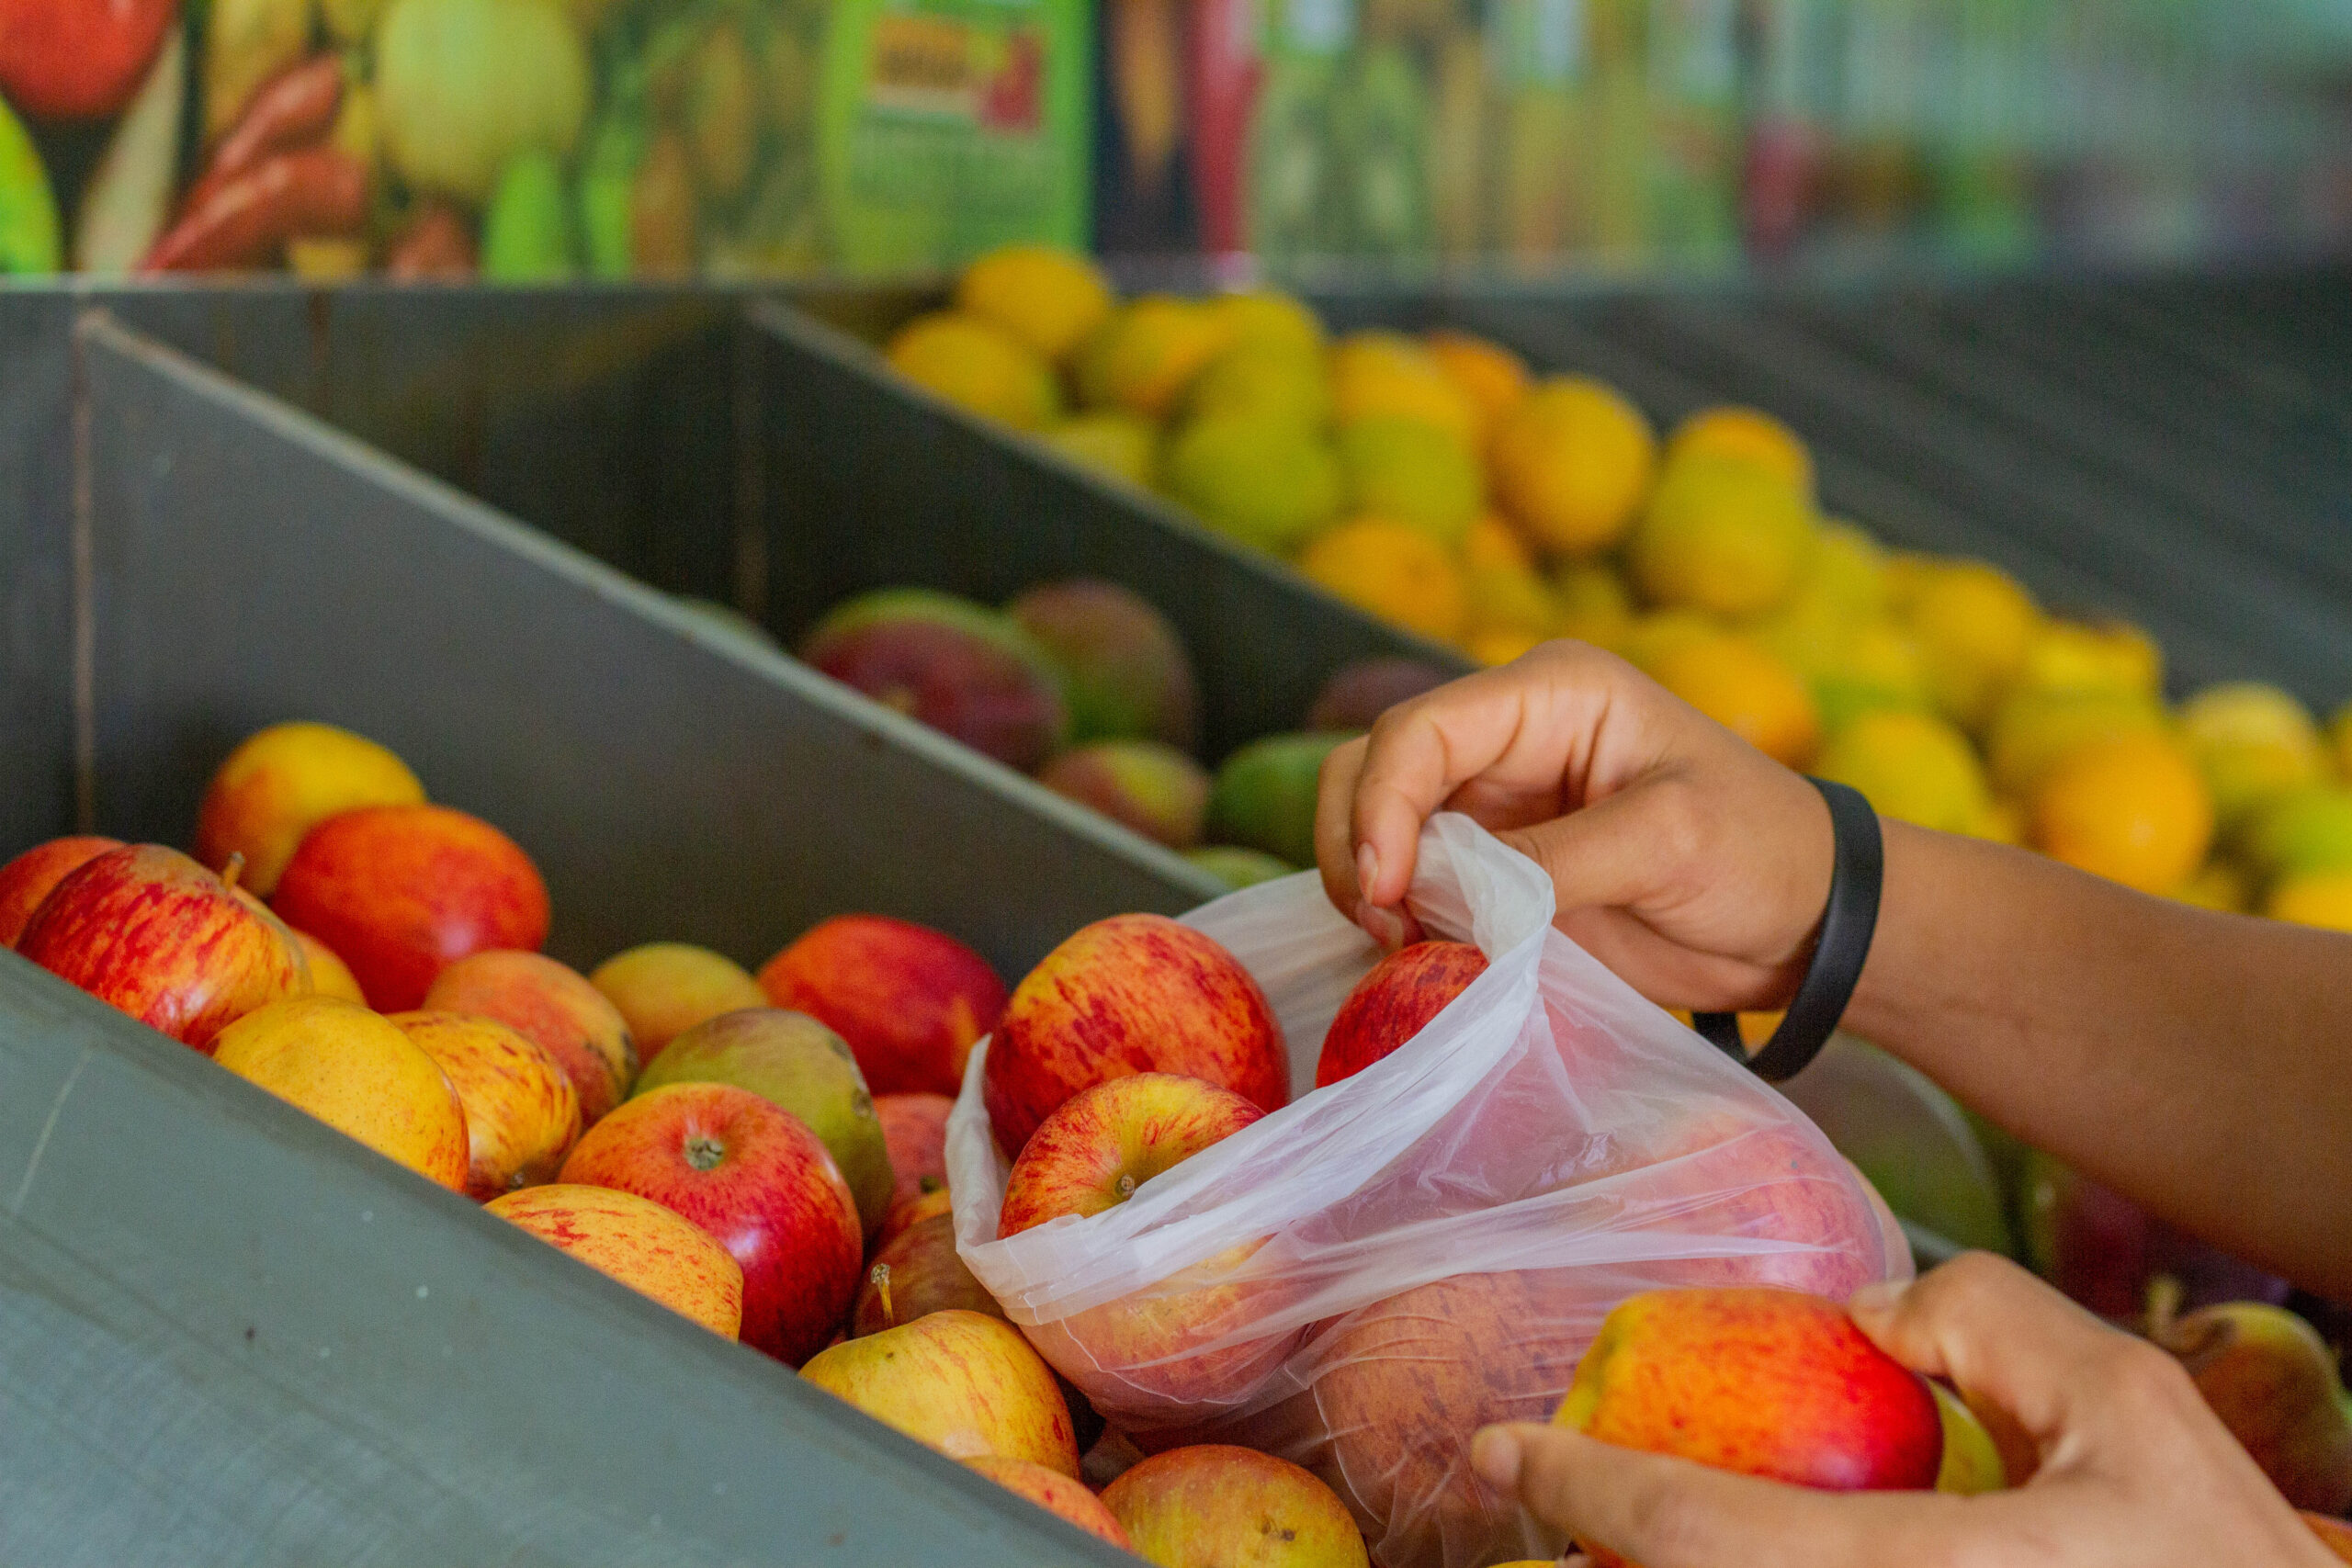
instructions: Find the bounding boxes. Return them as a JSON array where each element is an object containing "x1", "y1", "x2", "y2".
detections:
[{"x1": 0, "y1": 306, "x2": 1195, "y2": 1567}]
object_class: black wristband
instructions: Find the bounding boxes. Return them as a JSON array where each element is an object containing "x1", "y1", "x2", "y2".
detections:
[{"x1": 1693, "y1": 777, "x2": 1883, "y2": 1083}]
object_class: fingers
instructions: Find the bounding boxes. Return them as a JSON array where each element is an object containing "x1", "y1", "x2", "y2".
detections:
[
  {"x1": 1475, "y1": 1423, "x2": 1969, "y2": 1568},
  {"x1": 1316, "y1": 737, "x2": 1371, "y2": 913}
]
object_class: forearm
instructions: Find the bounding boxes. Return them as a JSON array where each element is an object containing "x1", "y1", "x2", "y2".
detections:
[{"x1": 1844, "y1": 822, "x2": 2352, "y2": 1300}]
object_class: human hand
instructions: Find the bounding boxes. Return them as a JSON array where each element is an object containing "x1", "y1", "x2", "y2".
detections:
[
  {"x1": 1468, "y1": 1252, "x2": 2336, "y2": 1568},
  {"x1": 1313, "y1": 639, "x2": 1834, "y2": 1013}
]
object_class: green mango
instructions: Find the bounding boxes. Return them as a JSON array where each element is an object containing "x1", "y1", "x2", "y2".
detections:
[
  {"x1": 1208, "y1": 732, "x2": 1351, "y2": 869},
  {"x1": 0, "y1": 95, "x2": 62, "y2": 276},
  {"x1": 1185, "y1": 846, "x2": 1296, "y2": 892},
  {"x1": 481, "y1": 148, "x2": 577, "y2": 282}
]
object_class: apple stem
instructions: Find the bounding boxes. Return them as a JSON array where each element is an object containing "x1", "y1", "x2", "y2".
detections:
[
  {"x1": 1115, "y1": 1174, "x2": 1136, "y2": 1201},
  {"x1": 869, "y1": 1263, "x2": 894, "y2": 1326},
  {"x1": 220, "y1": 852, "x2": 245, "y2": 893},
  {"x1": 2143, "y1": 1273, "x2": 2184, "y2": 1339}
]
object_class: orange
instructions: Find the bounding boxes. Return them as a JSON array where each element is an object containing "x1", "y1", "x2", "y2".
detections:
[
  {"x1": 1489, "y1": 377, "x2": 1657, "y2": 558},
  {"x1": 1298, "y1": 518, "x2": 1468, "y2": 644},
  {"x1": 1645, "y1": 633, "x2": 1822, "y2": 768},
  {"x1": 886, "y1": 311, "x2": 1062, "y2": 431},
  {"x1": 2266, "y1": 869, "x2": 2352, "y2": 931},
  {"x1": 1664, "y1": 406, "x2": 1814, "y2": 500},
  {"x1": 214, "y1": 996, "x2": 470, "y2": 1190},
  {"x1": 954, "y1": 244, "x2": 1114, "y2": 365},
  {"x1": 1425, "y1": 330, "x2": 1532, "y2": 439},
  {"x1": 2030, "y1": 731, "x2": 2213, "y2": 894}
]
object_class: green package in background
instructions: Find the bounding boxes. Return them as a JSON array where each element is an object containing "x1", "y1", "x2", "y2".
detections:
[{"x1": 817, "y1": 0, "x2": 1090, "y2": 276}]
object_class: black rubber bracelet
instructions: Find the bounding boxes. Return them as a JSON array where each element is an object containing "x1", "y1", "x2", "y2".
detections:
[{"x1": 1693, "y1": 777, "x2": 1883, "y2": 1083}]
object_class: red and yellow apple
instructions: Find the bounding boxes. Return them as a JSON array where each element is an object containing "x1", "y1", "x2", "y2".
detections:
[
  {"x1": 999, "y1": 1072, "x2": 1262, "y2": 1234},
  {"x1": 424, "y1": 950, "x2": 636, "y2": 1126},
  {"x1": 560, "y1": 1081, "x2": 862, "y2": 1365},
  {"x1": 272, "y1": 804, "x2": 549, "y2": 1012},
  {"x1": 1101, "y1": 1444, "x2": 1370, "y2": 1568},
  {"x1": 193, "y1": 721, "x2": 425, "y2": 897},
  {"x1": 1931, "y1": 1382, "x2": 2006, "y2": 1495},
  {"x1": 759, "y1": 914, "x2": 1007, "y2": 1097},
  {"x1": 854, "y1": 1210, "x2": 1005, "y2": 1336},
  {"x1": 19, "y1": 843, "x2": 309, "y2": 1051},
  {"x1": 588, "y1": 942, "x2": 765, "y2": 1066},
  {"x1": 212, "y1": 995, "x2": 469, "y2": 1190},
  {"x1": 1555, "y1": 1287, "x2": 1941, "y2": 1566},
  {"x1": 876, "y1": 1090, "x2": 954, "y2": 1214},
  {"x1": 963, "y1": 1454, "x2": 1133, "y2": 1548},
  {"x1": 488, "y1": 1182, "x2": 743, "y2": 1337},
  {"x1": 983, "y1": 914, "x2": 1286, "y2": 1157},
  {"x1": 799, "y1": 1307, "x2": 1080, "y2": 1476},
  {"x1": 1315, "y1": 940, "x2": 1487, "y2": 1088},
  {"x1": 291, "y1": 929, "x2": 368, "y2": 1005},
  {"x1": 877, "y1": 1186, "x2": 955, "y2": 1249},
  {"x1": 389, "y1": 1010, "x2": 581, "y2": 1200},
  {"x1": 0, "y1": 835, "x2": 122, "y2": 946}
]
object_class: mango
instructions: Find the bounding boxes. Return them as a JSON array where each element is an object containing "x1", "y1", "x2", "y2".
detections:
[
  {"x1": 1306, "y1": 658, "x2": 1452, "y2": 732},
  {"x1": 1039, "y1": 741, "x2": 1212, "y2": 851},
  {"x1": 800, "y1": 589, "x2": 1068, "y2": 772},
  {"x1": 1184, "y1": 846, "x2": 1296, "y2": 891},
  {"x1": 886, "y1": 312, "x2": 1062, "y2": 432},
  {"x1": 1162, "y1": 415, "x2": 1344, "y2": 553},
  {"x1": 1207, "y1": 733, "x2": 1351, "y2": 867},
  {"x1": 1337, "y1": 418, "x2": 1483, "y2": 546},
  {"x1": 1039, "y1": 412, "x2": 1159, "y2": 490},
  {"x1": 1007, "y1": 580, "x2": 1201, "y2": 750}
]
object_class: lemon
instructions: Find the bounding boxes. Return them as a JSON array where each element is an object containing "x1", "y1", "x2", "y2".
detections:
[
  {"x1": 1329, "y1": 332, "x2": 1480, "y2": 446},
  {"x1": 1078, "y1": 296, "x2": 1230, "y2": 419},
  {"x1": 1213, "y1": 290, "x2": 1325, "y2": 356},
  {"x1": 1040, "y1": 412, "x2": 1159, "y2": 489},
  {"x1": 1815, "y1": 709, "x2": 1990, "y2": 834},
  {"x1": 2240, "y1": 785, "x2": 2352, "y2": 881},
  {"x1": 2266, "y1": 868, "x2": 2352, "y2": 931},
  {"x1": 955, "y1": 244, "x2": 1114, "y2": 365},
  {"x1": 1810, "y1": 619, "x2": 1931, "y2": 734},
  {"x1": 1188, "y1": 337, "x2": 1331, "y2": 429},
  {"x1": 1553, "y1": 564, "x2": 1636, "y2": 651},
  {"x1": 885, "y1": 311, "x2": 1061, "y2": 431},
  {"x1": 2174, "y1": 859, "x2": 2253, "y2": 914},
  {"x1": 2177, "y1": 682, "x2": 2329, "y2": 829},
  {"x1": 1465, "y1": 560, "x2": 1557, "y2": 639},
  {"x1": 2013, "y1": 619, "x2": 2163, "y2": 699},
  {"x1": 1161, "y1": 415, "x2": 1343, "y2": 553},
  {"x1": 1627, "y1": 455, "x2": 1817, "y2": 618}
]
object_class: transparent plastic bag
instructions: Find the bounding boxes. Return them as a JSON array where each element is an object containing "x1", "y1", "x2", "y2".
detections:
[{"x1": 948, "y1": 814, "x2": 1909, "y2": 1568}]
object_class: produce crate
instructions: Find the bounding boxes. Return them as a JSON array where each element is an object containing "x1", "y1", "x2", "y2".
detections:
[{"x1": 0, "y1": 304, "x2": 1186, "y2": 1566}]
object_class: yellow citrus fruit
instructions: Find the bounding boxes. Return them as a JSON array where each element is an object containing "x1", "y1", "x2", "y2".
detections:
[
  {"x1": 2013, "y1": 619, "x2": 2163, "y2": 699},
  {"x1": 1465, "y1": 559, "x2": 1557, "y2": 638},
  {"x1": 2239, "y1": 785, "x2": 2352, "y2": 880},
  {"x1": 1489, "y1": 377, "x2": 1657, "y2": 558},
  {"x1": 885, "y1": 311, "x2": 1062, "y2": 432},
  {"x1": 1299, "y1": 518, "x2": 1469, "y2": 644},
  {"x1": 1815, "y1": 709, "x2": 1990, "y2": 835},
  {"x1": 1338, "y1": 418, "x2": 1484, "y2": 545},
  {"x1": 1664, "y1": 406, "x2": 1814, "y2": 501},
  {"x1": 1187, "y1": 337, "x2": 1330, "y2": 429},
  {"x1": 1627, "y1": 454, "x2": 1818, "y2": 618},
  {"x1": 2177, "y1": 682, "x2": 2329, "y2": 829},
  {"x1": 1805, "y1": 521, "x2": 1891, "y2": 619},
  {"x1": 1904, "y1": 559, "x2": 2041, "y2": 732},
  {"x1": 1968, "y1": 796, "x2": 2027, "y2": 846},
  {"x1": 1466, "y1": 513, "x2": 1534, "y2": 573},
  {"x1": 1984, "y1": 686, "x2": 2167, "y2": 799},
  {"x1": 1552, "y1": 563, "x2": 1636, "y2": 651},
  {"x1": 1077, "y1": 296, "x2": 1230, "y2": 419},
  {"x1": 2265, "y1": 868, "x2": 2352, "y2": 931},
  {"x1": 2331, "y1": 701, "x2": 2352, "y2": 782},
  {"x1": 1329, "y1": 332, "x2": 1480, "y2": 446},
  {"x1": 953, "y1": 244, "x2": 1114, "y2": 365},
  {"x1": 1040, "y1": 412, "x2": 1159, "y2": 489},
  {"x1": 1809, "y1": 619, "x2": 1930, "y2": 734},
  {"x1": 2030, "y1": 731, "x2": 2213, "y2": 894},
  {"x1": 1619, "y1": 609, "x2": 1719, "y2": 674},
  {"x1": 2174, "y1": 859, "x2": 2252, "y2": 914},
  {"x1": 1467, "y1": 626, "x2": 1548, "y2": 667},
  {"x1": 1213, "y1": 290, "x2": 1326, "y2": 355},
  {"x1": 1882, "y1": 551, "x2": 1939, "y2": 615},
  {"x1": 1161, "y1": 415, "x2": 1342, "y2": 552},
  {"x1": 1425, "y1": 330, "x2": 1532, "y2": 439},
  {"x1": 1645, "y1": 633, "x2": 1822, "y2": 768}
]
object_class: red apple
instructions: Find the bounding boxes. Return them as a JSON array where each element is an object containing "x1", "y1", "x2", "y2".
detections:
[
  {"x1": 193, "y1": 721, "x2": 425, "y2": 897},
  {"x1": 0, "y1": 835, "x2": 123, "y2": 946},
  {"x1": 963, "y1": 1454, "x2": 1132, "y2": 1549},
  {"x1": 423, "y1": 950, "x2": 636, "y2": 1127},
  {"x1": 853, "y1": 1210, "x2": 1005, "y2": 1336},
  {"x1": 18, "y1": 843, "x2": 308, "y2": 1051},
  {"x1": 759, "y1": 914, "x2": 1006, "y2": 1097},
  {"x1": 876, "y1": 1090, "x2": 954, "y2": 1213},
  {"x1": 998, "y1": 1072, "x2": 1262, "y2": 1236},
  {"x1": 983, "y1": 913, "x2": 1286, "y2": 1158},
  {"x1": 559, "y1": 1081, "x2": 862, "y2": 1365},
  {"x1": 800, "y1": 1307, "x2": 1080, "y2": 1475},
  {"x1": 271, "y1": 803, "x2": 549, "y2": 1012},
  {"x1": 1314, "y1": 940, "x2": 1488, "y2": 1088},
  {"x1": 0, "y1": 0, "x2": 180, "y2": 120},
  {"x1": 1102, "y1": 1445, "x2": 1369, "y2": 1568},
  {"x1": 878, "y1": 1187, "x2": 955, "y2": 1250},
  {"x1": 1555, "y1": 1288, "x2": 1941, "y2": 1567}
]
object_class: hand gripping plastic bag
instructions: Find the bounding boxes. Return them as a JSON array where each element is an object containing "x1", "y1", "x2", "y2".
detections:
[{"x1": 947, "y1": 814, "x2": 1909, "y2": 1568}]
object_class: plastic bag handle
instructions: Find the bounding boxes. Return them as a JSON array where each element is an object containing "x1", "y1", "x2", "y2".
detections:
[{"x1": 1695, "y1": 777, "x2": 1883, "y2": 1082}]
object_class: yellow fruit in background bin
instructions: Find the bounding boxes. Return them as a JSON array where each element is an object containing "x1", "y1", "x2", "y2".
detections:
[
  {"x1": 1805, "y1": 522, "x2": 1891, "y2": 618},
  {"x1": 1041, "y1": 412, "x2": 1159, "y2": 489},
  {"x1": 1665, "y1": 406, "x2": 1815, "y2": 501},
  {"x1": 1904, "y1": 560, "x2": 2041, "y2": 732},
  {"x1": 1882, "y1": 551, "x2": 1939, "y2": 615},
  {"x1": 886, "y1": 312, "x2": 1061, "y2": 432},
  {"x1": 2030, "y1": 731, "x2": 2213, "y2": 894},
  {"x1": 1329, "y1": 334, "x2": 1480, "y2": 446},
  {"x1": 1620, "y1": 609, "x2": 1718, "y2": 675},
  {"x1": 1645, "y1": 633, "x2": 1821, "y2": 768},
  {"x1": 1338, "y1": 418, "x2": 1483, "y2": 546},
  {"x1": 2177, "y1": 682, "x2": 2329, "y2": 829},
  {"x1": 2175, "y1": 859, "x2": 2253, "y2": 914},
  {"x1": 1466, "y1": 514, "x2": 1533, "y2": 573},
  {"x1": 1299, "y1": 518, "x2": 1468, "y2": 644},
  {"x1": 1161, "y1": 415, "x2": 1343, "y2": 553},
  {"x1": 1465, "y1": 560, "x2": 1556, "y2": 640},
  {"x1": 1188, "y1": 338, "x2": 1330, "y2": 429},
  {"x1": 1468, "y1": 627, "x2": 1547, "y2": 667},
  {"x1": 1969, "y1": 796, "x2": 2027, "y2": 846},
  {"x1": 1815, "y1": 709, "x2": 1990, "y2": 835},
  {"x1": 1553, "y1": 564, "x2": 1636, "y2": 651},
  {"x1": 1078, "y1": 296, "x2": 1230, "y2": 419},
  {"x1": 1425, "y1": 330, "x2": 1532, "y2": 439},
  {"x1": 954, "y1": 244, "x2": 1114, "y2": 365},
  {"x1": 2331, "y1": 701, "x2": 2352, "y2": 781},
  {"x1": 2266, "y1": 868, "x2": 2352, "y2": 931},
  {"x1": 1490, "y1": 378, "x2": 1657, "y2": 558},
  {"x1": 2013, "y1": 619, "x2": 2163, "y2": 699},
  {"x1": 1628, "y1": 455, "x2": 1818, "y2": 618},
  {"x1": 2240, "y1": 785, "x2": 2352, "y2": 881},
  {"x1": 1984, "y1": 686, "x2": 2167, "y2": 800},
  {"x1": 1213, "y1": 290, "x2": 1326, "y2": 356},
  {"x1": 1810, "y1": 620, "x2": 1930, "y2": 734}
]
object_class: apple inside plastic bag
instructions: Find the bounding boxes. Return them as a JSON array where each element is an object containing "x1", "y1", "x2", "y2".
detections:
[{"x1": 947, "y1": 813, "x2": 1908, "y2": 1568}]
